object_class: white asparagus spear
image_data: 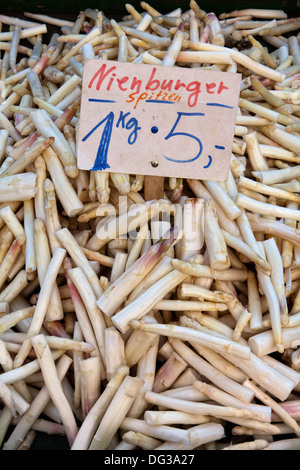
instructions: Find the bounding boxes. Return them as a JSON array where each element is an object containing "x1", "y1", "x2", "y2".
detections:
[
  {"x1": 121, "y1": 431, "x2": 161, "y2": 450},
  {"x1": 1, "y1": 4, "x2": 300, "y2": 453},
  {"x1": 193, "y1": 381, "x2": 271, "y2": 423},
  {"x1": 0, "y1": 235, "x2": 25, "y2": 291},
  {"x1": 253, "y1": 165, "x2": 300, "y2": 186},
  {"x1": 243, "y1": 379, "x2": 300, "y2": 437},
  {"x1": 203, "y1": 180, "x2": 241, "y2": 221},
  {"x1": 64, "y1": 257, "x2": 100, "y2": 357},
  {"x1": 47, "y1": 74, "x2": 81, "y2": 107},
  {"x1": 144, "y1": 390, "x2": 260, "y2": 420},
  {"x1": 43, "y1": 178, "x2": 63, "y2": 255},
  {"x1": 1, "y1": 136, "x2": 54, "y2": 177},
  {"x1": 13, "y1": 247, "x2": 66, "y2": 368},
  {"x1": 170, "y1": 258, "x2": 248, "y2": 281},
  {"x1": 124, "y1": 315, "x2": 158, "y2": 368},
  {"x1": 89, "y1": 376, "x2": 144, "y2": 450},
  {"x1": 67, "y1": 267, "x2": 107, "y2": 370},
  {"x1": 2, "y1": 354, "x2": 73, "y2": 450},
  {"x1": 23, "y1": 199, "x2": 36, "y2": 275},
  {"x1": 203, "y1": 199, "x2": 230, "y2": 271},
  {"x1": 220, "y1": 349, "x2": 295, "y2": 402},
  {"x1": 130, "y1": 321, "x2": 251, "y2": 360},
  {"x1": 236, "y1": 192, "x2": 300, "y2": 222},
  {"x1": 222, "y1": 439, "x2": 269, "y2": 450},
  {"x1": 190, "y1": 41, "x2": 286, "y2": 82},
  {"x1": 144, "y1": 411, "x2": 211, "y2": 426},
  {"x1": 120, "y1": 416, "x2": 191, "y2": 445},
  {"x1": 221, "y1": 228, "x2": 271, "y2": 273},
  {"x1": 56, "y1": 27, "x2": 102, "y2": 70},
  {"x1": 97, "y1": 227, "x2": 178, "y2": 317},
  {"x1": 249, "y1": 326, "x2": 300, "y2": 357},
  {"x1": 154, "y1": 422, "x2": 225, "y2": 450},
  {"x1": 127, "y1": 335, "x2": 159, "y2": 419},
  {"x1": 79, "y1": 356, "x2": 101, "y2": 418},
  {"x1": 0, "y1": 204, "x2": 25, "y2": 239},
  {"x1": 71, "y1": 366, "x2": 129, "y2": 450},
  {"x1": 0, "y1": 129, "x2": 9, "y2": 164},
  {"x1": 112, "y1": 269, "x2": 189, "y2": 334},
  {"x1": 255, "y1": 241, "x2": 284, "y2": 352},
  {"x1": 43, "y1": 147, "x2": 84, "y2": 217},
  {"x1": 178, "y1": 282, "x2": 235, "y2": 303},
  {"x1": 264, "y1": 439, "x2": 300, "y2": 451},
  {"x1": 34, "y1": 218, "x2": 64, "y2": 322},
  {"x1": 0, "y1": 307, "x2": 34, "y2": 334},
  {"x1": 263, "y1": 237, "x2": 288, "y2": 325},
  {"x1": 262, "y1": 124, "x2": 300, "y2": 154},
  {"x1": 31, "y1": 334, "x2": 78, "y2": 446},
  {"x1": 104, "y1": 327, "x2": 126, "y2": 381},
  {"x1": 0, "y1": 173, "x2": 37, "y2": 202},
  {"x1": 238, "y1": 176, "x2": 300, "y2": 203},
  {"x1": 55, "y1": 227, "x2": 103, "y2": 298},
  {"x1": 34, "y1": 156, "x2": 46, "y2": 222},
  {"x1": 30, "y1": 109, "x2": 78, "y2": 179},
  {"x1": 0, "y1": 270, "x2": 28, "y2": 304},
  {"x1": 152, "y1": 351, "x2": 187, "y2": 393}
]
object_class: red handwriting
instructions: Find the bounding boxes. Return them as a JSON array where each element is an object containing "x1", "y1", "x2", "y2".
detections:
[
  {"x1": 88, "y1": 63, "x2": 230, "y2": 107},
  {"x1": 127, "y1": 91, "x2": 182, "y2": 109}
]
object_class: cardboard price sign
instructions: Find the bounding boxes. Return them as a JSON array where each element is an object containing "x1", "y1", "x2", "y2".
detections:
[{"x1": 78, "y1": 59, "x2": 241, "y2": 181}]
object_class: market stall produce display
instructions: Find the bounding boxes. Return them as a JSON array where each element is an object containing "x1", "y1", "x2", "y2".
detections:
[{"x1": 0, "y1": 1, "x2": 300, "y2": 451}]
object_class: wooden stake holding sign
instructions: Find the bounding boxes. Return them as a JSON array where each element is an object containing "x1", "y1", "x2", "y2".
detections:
[
  {"x1": 78, "y1": 59, "x2": 241, "y2": 200},
  {"x1": 144, "y1": 176, "x2": 165, "y2": 201}
]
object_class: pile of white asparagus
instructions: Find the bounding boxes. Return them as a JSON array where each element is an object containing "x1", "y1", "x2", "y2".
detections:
[{"x1": 0, "y1": 1, "x2": 300, "y2": 451}]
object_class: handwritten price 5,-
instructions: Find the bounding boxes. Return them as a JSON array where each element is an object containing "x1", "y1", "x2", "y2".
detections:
[{"x1": 82, "y1": 109, "x2": 221, "y2": 171}]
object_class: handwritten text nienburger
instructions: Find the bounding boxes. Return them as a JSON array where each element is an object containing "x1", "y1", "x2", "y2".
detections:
[{"x1": 88, "y1": 63, "x2": 230, "y2": 108}]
